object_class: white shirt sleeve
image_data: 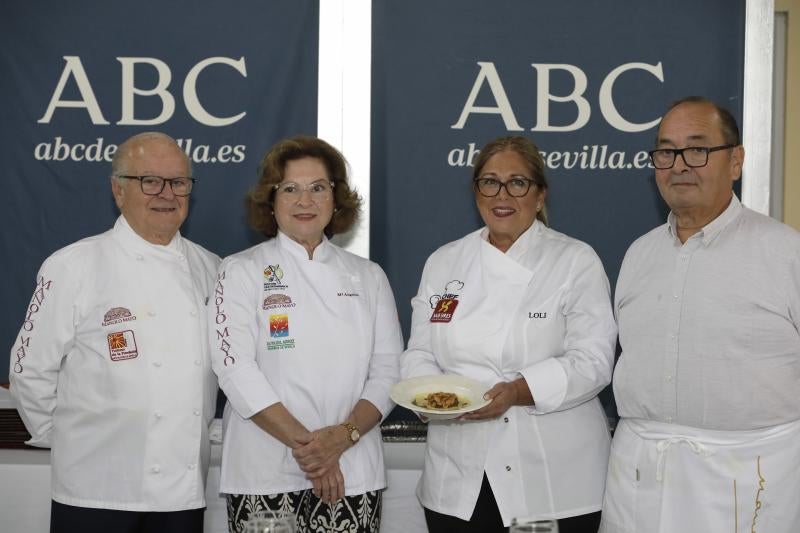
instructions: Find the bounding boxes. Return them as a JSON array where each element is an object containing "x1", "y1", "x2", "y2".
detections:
[
  {"x1": 790, "y1": 249, "x2": 800, "y2": 333},
  {"x1": 519, "y1": 246, "x2": 616, "y2": 414},
  {"x1": 9, "y1": 253, "x2": 80, "y2": 448},
  {"x1": 210, "y1": 257, "x2": 280, "y2": 419},
  {"x1": 401, "y1": 255, "x2": 446, "y2": 380},
  {"x1": 359, "y1": 264, "x2": 403, "y2": 418}
]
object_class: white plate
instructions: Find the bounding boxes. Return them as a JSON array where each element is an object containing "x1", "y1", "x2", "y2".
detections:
[{"x1": 391, "y1": 375, "x2": 490, "y2": 420}]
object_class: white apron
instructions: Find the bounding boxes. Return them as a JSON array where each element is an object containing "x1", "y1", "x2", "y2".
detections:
[{"x1": 601, "y1": 418, "x2": 800, "y2": 533}]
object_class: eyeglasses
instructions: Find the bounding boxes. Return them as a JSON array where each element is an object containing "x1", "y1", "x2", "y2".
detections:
[
  {"x1": 474, "y1": 176, "x2": 537, "y2": 198},
  {"x1": 273, "y1": 180, "x2": 334, "y2": 202},
  {"x1": 117, "y1": 175, "x2": 196, "y2": 196},
  {"x1": 648, "y1": 145, "x2": 735, "y2": 170}
]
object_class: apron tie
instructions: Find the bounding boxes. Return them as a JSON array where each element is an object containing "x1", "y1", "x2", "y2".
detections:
[{"x1": 655, "y1": 437, "x2": 714, "y2": 482}]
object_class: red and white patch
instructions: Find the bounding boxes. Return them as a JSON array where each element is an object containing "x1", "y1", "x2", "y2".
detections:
[
  {"x1": 107, "y1": 330, "x2": 138, "y2": 361},
  {"x1": 430, "y1": 298, "x2": 459, "y2": 323}
]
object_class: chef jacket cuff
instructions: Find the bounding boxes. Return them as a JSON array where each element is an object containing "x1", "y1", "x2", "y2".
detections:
[
  {"x1": 360, "y1": 386, "x2": 394, "y2": 419},
  {"x1": 222, "y1": 371, "x2": 280, "y2": 419},
  {"x1": 518, "y1": 357, "x2": 567, "y2": 414},
  {"x1": 24, "y1": 433, "x2": 52, "y2": 449},
  {"x1": 400, "y1": 359, "x2": 444, "y2": 381}
]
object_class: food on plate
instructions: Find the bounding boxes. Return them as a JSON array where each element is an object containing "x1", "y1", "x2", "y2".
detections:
[{"x1": 412, "y1": 391, "x2": 469, "y2": 410}]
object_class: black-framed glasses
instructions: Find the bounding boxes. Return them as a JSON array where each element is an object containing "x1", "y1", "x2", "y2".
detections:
[
  {"x1": 117, "y1": 175, "x2": 197, "y2": 196},
  {"x1": 648, "y1": 145, "x2": 735, "y2": 170},
  {"x1": 474, "y1": 176, "x2": 537, "y2": 198}
]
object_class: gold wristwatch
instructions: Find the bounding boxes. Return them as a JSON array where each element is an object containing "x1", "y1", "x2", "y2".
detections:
[{"x1": 341, "y1": 422, "x2": 360, "y2": 444}]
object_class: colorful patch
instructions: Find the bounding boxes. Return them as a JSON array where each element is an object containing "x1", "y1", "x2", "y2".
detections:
[
  {"x1": 429, "y1": 279, "x2": 464, "y2": 323},
  {"x1": 263, "y1": 264, "x2": 288, "y2": 292},
  {"x1": 102, "y1": 306, "x2": 137, "y2": 327},
  {"x1": 430, "y1": 298, "x2": 459, "y2": 323},
  {"x1": 107, "y1": 330, "x2": 138, "y2": 361},
  {"x1": 264, "y1": 264, "x2": 283, "y2": 282},
  {"x1": 269, "y1": 314, "x2": 290, "y2": 338},
  {"x1": 263, "y1": 293, "x2": 296, "y2": 310}
]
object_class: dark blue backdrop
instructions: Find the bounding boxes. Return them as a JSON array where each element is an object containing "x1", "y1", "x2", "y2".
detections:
[
  {"x1": 371, "y1": 0, "x2": 745, "y2": 336},
  {"x1": 2, "y1": 1, "x2": 748, "y2": 395},
  {"x1": 1, "y1": 1, "x2": 319, "y2": 377},
  {"x1": 370, "y1": 0, "x2": 746, "y2": 419}
]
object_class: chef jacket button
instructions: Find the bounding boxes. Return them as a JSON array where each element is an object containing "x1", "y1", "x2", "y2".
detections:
[
  {"x1": 665, "y1": 375, "x2": 673, "y2": 382},
  {"x1": 666, "y1": 416, "x2": 673, "y2": 423},
  {"x1": 151, "y1": 465, "x2": 161, "y2": 474},
  {"x1": 136, "y1": 255, "x2": 144, "y2": 261},
  {"x1": 505, "y1": 465, "x2": 511, "y2": 472},
  {"x1": 188, "y1": 463, "x2": 196, "y2": 470},
  {"x1": 194, "y1": 360, "x2": 201, "y2": 366},
  {"x1": 193, "y1": 409, "x2": 201, "y2": 416},
  {"x1": 672, "y1": 294, "x2": 679, "y2": 299},
  {"x1": 148, "y1": 311, "x2": 156, "y2": 317},
  {"x1": 190, "y1": 309, "x2": 198, "y2": 317},
  {"x1": 153, "y1": 361, "x2": 162, "y2": 368},
  {"x1": 154, "y1": 411, "x2": 162, "y2": 419},
  {"x1": 503, "y1": 417, "x2": 509, "y2": 423}
]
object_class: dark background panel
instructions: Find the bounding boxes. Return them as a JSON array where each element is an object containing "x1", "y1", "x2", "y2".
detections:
[
  {"x1": 0, "y1": 0, "x2": 320, "y2": 377},
  {"x1": 371, "y1": 0, "x2": 746, "y2": 421}
]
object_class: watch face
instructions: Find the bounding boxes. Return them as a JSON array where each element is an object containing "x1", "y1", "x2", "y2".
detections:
[{"x1": 352, "y1": 429, "x2": 360, "y2": 442}]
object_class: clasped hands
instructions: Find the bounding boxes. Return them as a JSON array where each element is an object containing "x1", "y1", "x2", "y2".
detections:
[{"x1": 292, "y1": 424, "x2": 351, "y2": 503}]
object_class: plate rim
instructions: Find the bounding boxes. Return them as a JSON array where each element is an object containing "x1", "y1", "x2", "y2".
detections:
[{"x1": 391, "y1": 374, "x2": 490, "y2": 416}]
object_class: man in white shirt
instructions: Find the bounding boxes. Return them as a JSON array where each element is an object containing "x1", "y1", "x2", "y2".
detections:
[
  {"x1": 601, "y1": 97, "x2": 800, "y2": 533},
  {"x1": 9, "y1": 132, "x2": 220, "y2": 533}
]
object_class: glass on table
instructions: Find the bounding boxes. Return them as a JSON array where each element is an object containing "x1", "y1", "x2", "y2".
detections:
[
  {"x1": 243, "y1": 510, "x2": 296, "y2": 533},
  {"x1": 510, "y1": 516, "x2": 559, "y2": 533}
]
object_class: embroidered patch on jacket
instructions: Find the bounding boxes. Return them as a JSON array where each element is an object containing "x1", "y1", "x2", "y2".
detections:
[
  {"x1": 429, "y1": 280, "x2": 464, "y2": 323},
  {"x1": 269, "y1": 314, "x2": 289, "y2": 338},
  {"x1": 263, "y1": 293, "x2": 296, "y2": 310},
  {"x1": 430, "y1": 298, "x2": 459, "y2": 322},
  {"x1": 102, "y1": 307, "x2": 137, "y2": 327},
  {"x1": 107, "y1": 330, "x2": 138, "y2": 361},
  {"x1": 267, "y1": 313, "x2": 295, "y2": 350},
  {"x1": 263, "y1": 264, "x2": 288, "y2": 292}
]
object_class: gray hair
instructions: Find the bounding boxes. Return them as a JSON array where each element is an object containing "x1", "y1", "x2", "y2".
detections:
[{"x1": 111, "y1": 132, "x2": 192, "y2": 179}]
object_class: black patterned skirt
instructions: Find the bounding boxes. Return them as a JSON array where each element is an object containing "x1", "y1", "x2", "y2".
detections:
[{"x1": 226, "y1": 490, "x2": 382, "y2": 533}]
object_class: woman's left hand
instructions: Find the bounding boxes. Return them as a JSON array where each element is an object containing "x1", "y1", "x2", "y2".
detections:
[
  {"x1": 309, "y1": 462, "x2": 345, "y2": 503},
  {"x1": 292, "y1": 425, "x2": 350, "y2": 476},
  {"x1": 458, "y1": 380, "x2": 524, "y2": 421}
]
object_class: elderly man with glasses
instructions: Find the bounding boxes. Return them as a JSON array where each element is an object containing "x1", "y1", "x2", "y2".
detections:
[
  {"x1": 600, "y1": 97, "x2": 800, "y2": 533},
  {"x1": 9, "y1": 132, "x2": 220, "y2": 533}
]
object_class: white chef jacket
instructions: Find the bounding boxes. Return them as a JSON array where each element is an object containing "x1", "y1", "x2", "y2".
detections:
[
  {"x1": 9, "y1": 216, "x2": 220, "y2": 511},
  {"x1": 210, "y1": 231, "x2": 402, "y2": 496},
  {"x1": 401, "y1": 221, "x2": 617, "y2": 525}
]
